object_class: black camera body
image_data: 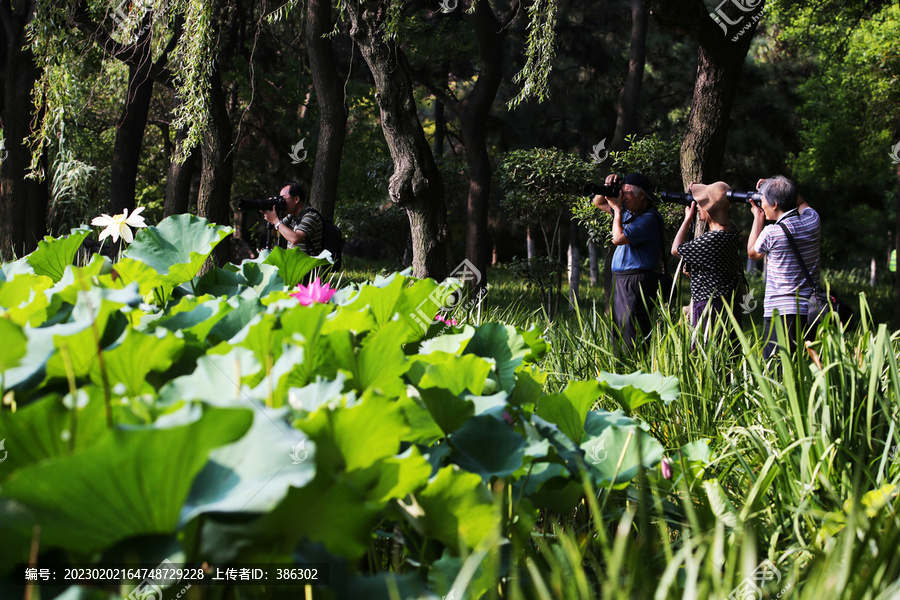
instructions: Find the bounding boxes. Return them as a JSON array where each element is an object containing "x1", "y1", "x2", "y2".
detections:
[{"x1": 238, "y1": 197, "x2": 286, "y2": 212}]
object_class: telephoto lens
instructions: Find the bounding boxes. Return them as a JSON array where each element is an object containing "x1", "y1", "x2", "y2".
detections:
[
  {"x1": 237, "y1": 197, "x2": 286, "y2": 212},
  {"x1": 585, "y1": 182, "x2": 622, "y2": 197},
  {"x1": 726, "y1": 190, "x2": 763, "y2": 206},
  {"x1": 658, "y1": 190, "x2": 694, "y2": 206}
]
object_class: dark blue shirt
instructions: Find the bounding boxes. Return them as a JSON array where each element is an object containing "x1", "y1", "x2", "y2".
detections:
[{"x1": 611, "y1": 208, "x2": 662, "y2": 272}]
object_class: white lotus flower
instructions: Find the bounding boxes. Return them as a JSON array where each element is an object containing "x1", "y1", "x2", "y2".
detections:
[{"x1": 91, "y1": 207, "x2": 148, "y2": 243}]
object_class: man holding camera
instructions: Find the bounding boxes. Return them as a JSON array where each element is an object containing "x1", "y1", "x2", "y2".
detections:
[
  {"x1": 746, "y1": 175, "x2": 821, "y2": 359},
  {"x1": 262, "y1": 181, "x2": 323, "y2": 255},
  {"x1": 593, "y1": 173, "x2": 665, "y2": 352}
]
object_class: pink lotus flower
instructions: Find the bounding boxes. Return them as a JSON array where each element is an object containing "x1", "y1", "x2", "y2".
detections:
[
  {"x1": 290, "y1": 278, "x2": 336, "y2": 306},
  {"x1": 661, "y1": 457, "x2": 673, "y2": 480},
  {"x1": 434, "y1": 314, "x2": 458, "y2": 326}
]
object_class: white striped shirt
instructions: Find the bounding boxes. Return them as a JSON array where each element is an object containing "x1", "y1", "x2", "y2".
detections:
[{"x1": 754, "y1": 208, "x2": 821, "y2": 317}]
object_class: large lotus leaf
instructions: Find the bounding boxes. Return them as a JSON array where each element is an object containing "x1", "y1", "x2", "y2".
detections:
[
  {"x1": 448, "y1": 415, "x2": 526, "y2": 481},
  {"x1": 280, "y1": 301, "x2": 331, "y2": 384},
  {"x1": 364, "y1": 445, "x2": 432, "y2": 504},
  {"x1": 596, "y1": 370, "x2": 680, "y2": 413},
  {"x1": 418, "y1": 326, "x2": 476, "y2": 355},
  {"x1": 582, "y1": 425, "x2": 664, "y2": 488},
  {"x1": 146, "y1": 296, "x2": 233, "y2": 344},
  {"x1": 0, "y1": 318, "x2": 27, "y2": 371},
  {"x1": 509, "y1": 365, "x2": 547, "y2": 409},
  {"x1": 180, "y1": 407, "x2": 316, "y2": 524},
  {"x1": 0, "y1": 272, "x2": 54, "y2": 326},
  {"x1": 527, "y1": 416, "x2": 583, "y2": 475},
  {"x1": 288, "y1": 372, "x2": 349, "y2": 414},
  {"x1": 397, "y1": 393, "x2": 445, "y2": 445},
  {"x1": 225, "y1": 312, "x2": 283, "y2": 373},
  {"x1": 0, "y1": 388, "x2": 110, "y2": 482},
  {"x1": 43, "y1": 286, "x2": 140, "y2": 381},
  {"x1": 519, "y1": 324, "x2": 549, "y2": 364},
  {"x1": 248, "y1": 343, "x2": 306, "y2": 407},
  {"x1": 583, "y1": 409, "x2": 647, "y2": 437},
  {"x1": 101, "y1": 257, "x2": 169, "y2": 298},
  {"x1": 416, "y1": 386, "x2": 475, "y2": 436},
  {"x1": 339, "y1": 274, "x2": 441, "y2": 340},
  {"x1": 410, "y1": 352, "x2": 494, "y2": 396},
  {"x1": 467, "y1": 391, "x2": 509, "y2": 419},
  {"x1": 321, "y1": 304, "x2": 377, "y2": 336},
  {"x1": 534, "y1": 381, "x2": 602, "y2": 444},
  {"x1": 298, "y1": 391, "x2": 409, "y2": 473},
  {"x1": 516, "y1": 463, "x2": 584, "y2": 513},
  {"x1": 157, "y1": 347, "x2": 262, "y2": 407},
  {"x1": 330, "y1": 319, "x2": 410, "y2": 398},
  {"x1": 43, "y1": 256, "x2": 113, "y2": 310},
  {"x1": 262, "y1": 246, "x2": 332, "y2": 288},
  {"x1": 409, "y1": 465, "x2": 498, "y2": 550},
  {"x1": 186, "y1": 260, "x2": 285, "y2": 299},
  {"x1": 122, "y1": 214, "x2": 232, "y2": 287},
  {"x1": 208, "y1": 295, "x2": 267, "y2": 343},
  {"x1": 463, "y1": 323, "x2": 529, "y2": 393},
  {"x1": 1, "y1": 404, "x2": 253, "y2": 553},
  {"x1": 0, "y1": 498, "x2": 38, "y2": 580},
  {"x1": 88, "y1": 327, "x2": 185, "y2": 396},
  {"x1": 27, "y1": 227, "x2": 91, "y2": 283}
]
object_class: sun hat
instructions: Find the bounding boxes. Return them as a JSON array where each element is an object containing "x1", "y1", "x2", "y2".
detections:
[{"x1": 689, "y1": 181, "x2": 732, "y2": 226}]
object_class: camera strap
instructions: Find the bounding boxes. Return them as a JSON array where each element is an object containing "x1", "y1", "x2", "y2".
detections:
[{"x1": 777, "y1": 221, "x2": 820, "y2": 294}]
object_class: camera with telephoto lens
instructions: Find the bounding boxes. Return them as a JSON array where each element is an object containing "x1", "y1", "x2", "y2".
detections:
[
  {"x1": 583, "y1": 182, "x2": 622, "y2": 197},
  {"x1": 726, "y1": 190, "x2": 763, "y2": 207},
  {"x1": 238, "y1": 196, "x2": 286, "y2": 212},
  {"x1": 657, "y1": 190, "x2": 694, "y2": 207}
]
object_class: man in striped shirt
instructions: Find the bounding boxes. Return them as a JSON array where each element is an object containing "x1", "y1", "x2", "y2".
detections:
[
  {"x1": 262, "y1": 181, "x2": 323, "y2": 256},
  {"x1": 747, "y1": 175, "x2": 821, "y2": 359}
]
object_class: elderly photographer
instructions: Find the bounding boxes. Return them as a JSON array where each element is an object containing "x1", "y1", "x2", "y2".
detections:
[
  {"x1": 593, "y1": 173, "x2": 665, "y2": 352},
  {"x1": 671, "y1": 181, "x2": 742, "y2": 331},
  {"x1": 746, "y1": 175, "x2": 820, "y2": 359}
]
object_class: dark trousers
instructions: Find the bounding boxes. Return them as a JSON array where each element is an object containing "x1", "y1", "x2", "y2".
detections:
[
  {"x1": 762, "y1": 312, "x2": 807, "y2": 359},
  {"x1": 612, "y1": 271, "x2": 658, "y2": 353}
]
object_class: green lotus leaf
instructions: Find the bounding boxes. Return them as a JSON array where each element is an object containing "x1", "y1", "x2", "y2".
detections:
[
  {"x1": 287, "y1": 372, "x2": 348, "y2": 414},
  {"x1": 410, "y1": 352, "x2": 494, "y2": 396},
  {"x1": 0, "y1": 272, "x2": 54, "y2": 326},
  {"x1": 122, "y1": 214, "x2": 232, "y2": 287},
  {"x1": 207, "y1": 295, "x2": 267, "y2": 343},
  {"x1": 463, "y1": 322, "x2": 529, "y2": 393},
  {"x1": 0, "y1": 318, "x2": 27, "y2": 372},
  {"x1": 330, "y1": 319, "x2": 410, "y2": 398},
  {"x1": 89, "y1": 327, "x2": 186, "y2": 396},
  {"x1": 448, "y1": 415, "x2": 526, "y2": 481},
  {"x1": 428, "y1": 548, "x2": 494, "y2": 600},
  {"x1": 397, "y1": 392, "x2": 445, "y2": 445},
  {"x1": 596, "y1": 370, "x2": 680, "y2": 413},
  {"x1": 534, "y1": 380, "x2": 601, "y2": 443},
  {"x1": 582, "y1": 425, "x2": 664, "y2": 488},
  {"x1": 418, "y1": 326, "x2": 476, "y2": 355},
  {"x1": 262, "y1": 246, "x2": 332, "y2": 288},
  {"x1": 157, "y1": 347, "x2": 262, "y2": 407},
  {"x1": 185, "y1": 260, "x2": 285, "y2": 299},
  {"x1": 180, "y1": 407, "x2": 316, "y2": 524},
  {"x1": 298, "y1": 391, "x2": 409, "y2": 473},
  {"x1": 509, "y1": 365, "x2": 547, "y2": 409},
  {"x1": 0, "y1": 388, "x2": 110, "y2": 483},
  {"x1": 366, "y1": 445, "x2": 432, "y2": 504},
  {"x1": 146, "y1": 295, "x2": 233, "y2": 344},
  {"x1": 413, "y1": 465, "x2": 498, "y2": 550},
  {"x1": 416, "y1": 386, "x2": 475, "y2": 436},
  {"x1": 102, "y1": 257, "x2": 168, "y2": 298},
  {"x1": 280, "y1": 301, "x2": 332, "y2": 384},
  {"x1": 27, "y1": 227, "x2": 91, "y2": 283},
  {"x1": 1, "y1": 404, "x2": 253, "y2": 553}
]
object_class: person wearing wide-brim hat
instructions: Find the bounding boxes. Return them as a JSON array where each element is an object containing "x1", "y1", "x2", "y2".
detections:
[
  {"x1": 671, "y1": 181, "x2": 743, "y2": 332},
  {"x1": 593, "y1": 172, "x2": 666, "y2": 352}
]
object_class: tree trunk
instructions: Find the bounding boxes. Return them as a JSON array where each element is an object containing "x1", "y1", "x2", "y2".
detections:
[
  {"x1": 196, "y1": 68, "x2": 233, "y2": 268},
  {"x1": 306, "y1": 0, "x2": 347, "y2": 220},
  {"x1": 645, "y1": 0, "x2": 761, "y2": 185},
  {"x1": 527, "y1": 225, "x2": 536, "y2": 260},
  {"x1": 588, "y1": 240, "x2": 599, "y2": 287},
  {"x1": 164, "y1": 117, "x2": 198, "y2": 217},
  {"x1": 346, "y1": 0, "x2": 451, "y2": 280},
  {"x1": 0, "y1": 0, "x2": 47, "y2": 259},
  {"x1": 458, "y1": 0, "x2": 505, "y2": 292},
  {"x1": 610, "y1": 0, "x2": 648, "y2": 152},
  {"x1": 433, "y1": 98, "x2": 445, "y2": 158},
  {"x1": 109, "y1": 24, "x2": 154, "y2": 215}
]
